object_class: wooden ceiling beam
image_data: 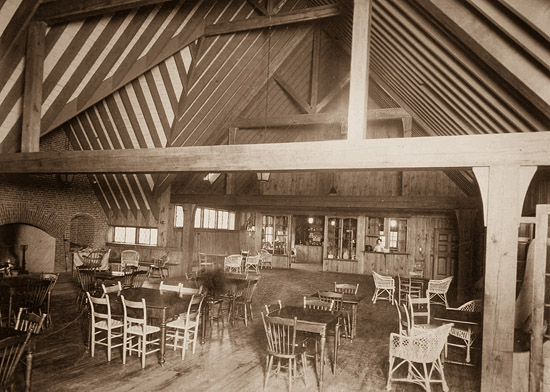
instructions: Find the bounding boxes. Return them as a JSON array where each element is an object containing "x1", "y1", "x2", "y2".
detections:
[
  {"x1": 33, "y1": 0, "x2": 176, "y2": 25},
  {"x1": 0, "y1": 133, "x2": 549, "y2": 174},
  {"x1": 204, "y1": 4, "x2": 342, "y2": 37},
  {"x1": 171, "y1": 194, "x2": 479, "y2": 211},
  {"x1": 231, "y1": 108, "x2": 410, "y2": 129}
]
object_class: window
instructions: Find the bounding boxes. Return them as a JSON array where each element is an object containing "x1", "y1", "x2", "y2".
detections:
[
  {"x1": 366, "y1": 217, "x2": 407, "y2": 252},
  {"x1": 326, "y1": 217, "x2": 357, "y2": 260},
  {"x1": 113, "y1": 226, "x2": 158, "y2": 246},
  {"x1": 194, "y1": 207, "x2": 236, "y2": 230},
  {"x1": 262, "y1": 215, "x2": 289, "y2": 255},
  {"x1": 174, "y1": 205, "x2": 184, "y2": 228}
]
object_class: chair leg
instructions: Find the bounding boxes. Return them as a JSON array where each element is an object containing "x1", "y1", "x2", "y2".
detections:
[
  {"x1": 288, "y1": 358, "x2": 292, "y2": 392},
  {"x1": 301, "y1": 352, "x2": 307, "y2": 386},
  {"x1": 264, "y1": 354, "x2": 273, "y2": 390}
]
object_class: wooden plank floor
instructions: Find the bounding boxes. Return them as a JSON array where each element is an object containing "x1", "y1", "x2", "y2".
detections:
[{"x1": 28, "y1": 269, "x2": 481, "y2": 391}]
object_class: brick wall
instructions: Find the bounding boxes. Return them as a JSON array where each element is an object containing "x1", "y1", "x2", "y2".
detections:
[{"x1": 0, "y1": 129, "x2": 108, "y2": 271}]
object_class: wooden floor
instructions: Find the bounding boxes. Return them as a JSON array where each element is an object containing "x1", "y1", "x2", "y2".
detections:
[{"x1": 27, "y1": 269, "x2": 481, "y2": 392}]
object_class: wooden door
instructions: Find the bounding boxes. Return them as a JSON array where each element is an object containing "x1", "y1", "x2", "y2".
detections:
[{"x1": 433, "y1": 229, "x2": 457, "y2": 279}]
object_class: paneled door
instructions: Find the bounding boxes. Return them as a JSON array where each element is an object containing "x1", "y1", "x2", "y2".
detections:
[{"x1": 433, "y1": 229, "x2": 458, "y2": 279}]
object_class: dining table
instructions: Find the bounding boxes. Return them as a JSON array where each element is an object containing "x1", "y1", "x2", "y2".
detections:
[
  {"x1": 311, "y1": 292, "x2": 364, "y2": 340},
  {"x1": 111, "y1": 287, "x2": 191, "y2": 366},
  {"x1": 0, "y1": 327, "x2": 35, "y2": 392},
  {"x1": 270, "y1": 305, "x2": 340, "y2": 392}
]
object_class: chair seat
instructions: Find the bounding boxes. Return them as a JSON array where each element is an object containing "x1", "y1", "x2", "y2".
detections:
[
  {"x1": 126, "y1": 324, "x2": 160, "y2": 335},
  {"x1": 95, "y1": 319, "x2": 123, "y2": 330},
  {"x1": 167, "y1": 318, "x2": 198, "y2": 329}
]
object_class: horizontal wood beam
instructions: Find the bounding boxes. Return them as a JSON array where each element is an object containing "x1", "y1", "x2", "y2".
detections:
[
  {"x1": 0, "y1": 133, "x2": 549, "y2": 174},
  {"x1": 33, "y1": 0, "x2": 176, "y2": 24},
  {"x1": 171, "y1": 194, "x2": 479, "y2": 211},
  {"x1": 232, "y1": 108, "x2": 410, "y2": 128},
  {"x1": 204, "y1": 4, "x2": 342, "y2": 37}
]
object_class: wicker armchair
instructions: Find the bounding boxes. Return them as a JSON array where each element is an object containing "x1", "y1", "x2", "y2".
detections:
[
  {"x1": 446, "y1": 299, "x2": 482, "y2": 364},
  {"x1": 372, "y1": 271, "x2": 395, "y2": 304},
  {"x1": 386, "y1": 323, "x2": 454, "y2": 392},
  {"x1": 426, "y1": 276, "x2": 453, "y2": 307},
  {"x1": 224, "y1": 254, "x2": 242, "y2": 273}
]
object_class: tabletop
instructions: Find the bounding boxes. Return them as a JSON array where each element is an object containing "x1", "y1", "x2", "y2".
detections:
[
  {"x1": 113, "y1": 287, "x2": 191, "y2": 309},
  {"x1": 311, "y1": 292, "x2": 365, "y2": 305},
  {"x1": 272, "y1": 306, "x2": 340, "y2": 326}
]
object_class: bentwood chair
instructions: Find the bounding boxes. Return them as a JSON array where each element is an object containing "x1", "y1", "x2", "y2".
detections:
[
  {"x1": 86, "y1": 292, "x2": 123, "y2": 362},
  {"x1": 371, "y1": 271, "x2": 395, "y2": 304},
  {"x1": 426, "y1": 276, "x2": 453, "y2": 308},
  {"x1": 224, "y1": 254, "x2": 243, "y2": 273},
  {"x1": 0, "y1": 330, "x2": 32, "y2": 392},
  {"x1": 166, "y1": 294, "x2": 205, "y2": 360},
  {"x1": 386, "y1": 323, "x2": 454, "y2": 392},
  {"x1": 446, "y1": 299, "x2": 482, "y2": 364},
  {"x1": 121, "y1": 296, "x2": 160, "y2": 369},
  {"x1": 120, "y1": 250, "x2": 140, "y2": 272},
  {"x1": 148, "y1": 254, "x2": 169, "y2": 280},
  {"x1": 261, "y1": 313, "x2": 308, "y2": 392}
]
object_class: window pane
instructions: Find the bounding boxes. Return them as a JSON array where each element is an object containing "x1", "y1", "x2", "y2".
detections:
[
  {"x1": 194, "y1": 208, "x2": 202, "y2": 228},
  {"x1": 114, "y1": 227, "x2": 125, "y2": 243},
  {"x1": 206, "y1": 209, "x2": 216, "y2": 228},
  {"x1": 125, "y1": 227, "x2": 136, "y2": 244},
  {"x1": 139, "y1": 228, "x2": 150, "y2": 245},
  {"x1": 174, "y1": 205, "x2": 184, "y2": 228},
  {"x1": 150, "y1": 228, "x2": 158, "y2": 245},
  {"x1": 228, "y1": 212, "x2": 235, "y2": 230}
]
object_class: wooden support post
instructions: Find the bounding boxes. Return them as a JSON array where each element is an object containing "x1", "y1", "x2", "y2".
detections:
[
  {"x1": 480, "y1": 165, "x2": 536, "y2": 392},
  {"x1": 181, "y1": 203, "x2": 196, "y2": 276},
  {"x1": 21, "y1": 21, "x2": 46, "y2": 153},
  {"x1": 226, "y1": 127, "x2": 237, "y2": 195},
  {"x1": 530, "y1": 204, "x2": 550, "y2": 392},
  {"x1": 347, "y1": 0, "x2": 373, "y2": 140},
  {"x1": 455, "y1": 209, "x2": 477, "y2": 303}
]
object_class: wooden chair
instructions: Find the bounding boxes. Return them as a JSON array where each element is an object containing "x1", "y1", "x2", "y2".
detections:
[
  {"x1": 14, "y1": 279, "x2": 51, "y2": 322},
  {"x1": 147, "y1": 254, "x2": 169, "y2": 280},
  {"x1": 446, "y1": 299, "x2": 482, "y2": 364},
  {"x1": 244, "y1": 254, "x2": 261, "y2": 274},
  {"x1": 14, "y1": 308, "x2": 47, "y2": 334},
  {"x1": 40, "y1": 272, "x2": 59, "y2": 328},
  {"x1": 231, "y1": 281, "x2": 258, "y2": 326},
  {"x1": 264, "y1": 300, "x2": 282, "y2": 315},
  {"x1": 121, "y1": 296, "x2": 160, "y2": 369},
  {"x1": 101, "y1": 282, "x2": 122, "y2": 298},
  {"x1": 75, "y1": 266, "x2": 97, "y2": 309},
  {"x1": 398, "y1": 273, "x2": 423, "y2": 306},
  {"x1": 198, "y1": 253, "x2": 214, "y2": 271},
  {"x1": 426, "y1": 276, "x2": 453, "y2": 308},
  {"x1": 159, "y1": 281, "x2": 182, "y2": 293},
  {"x1": 334, "y1": 282, "x2": 359, "y2": 295},
  {"x1": 318, "y1": 291, "x2": 348, "y2": 340},
  {"x1": 166, "y1": 294, "x2": 205, "y2": 360},
  {"x1": 259, "y1": 249, "x2": 273, "y2": 269},
  {"x1": 371, "y1": 271, "x2": 395, "y2": 304},
  {"x1": 120, "y1": 250, "x2": 140, "y2": 271},
  {"x1": 303, "y1": 297, "x2": 333, "y2": 311},
  {"x1": 180, "y1": 285, "x2": 203, "y2": 296},
  {"x1": 393, "y1": 299, "x2": 410, "y2": 336},
  {"x1": 261, "y1": 313, "x2": 308, "y2": 392},
  {"x1": 0, "y1": 330, "x2": 32, "y2": 392},
  {"x1": 224, "y1": 254, "x2": 243, "y2": 273},
  {"x1": 409, "y1": 295, "x2": 432, "y2": 332},
  {"x1": 86, "y1": 292, "x2": 123, "y2": 362},
  {"x1": 386, "y1": 323, "x2": 454, "y2": 392},
  {"x1": 132, "y1": 270, "x2": 148, "y2": 288}
]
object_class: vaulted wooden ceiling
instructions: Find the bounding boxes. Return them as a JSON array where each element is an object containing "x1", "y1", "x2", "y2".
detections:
[{"x1": 0, "y1": 0, "x2": 548, "y2": 220}]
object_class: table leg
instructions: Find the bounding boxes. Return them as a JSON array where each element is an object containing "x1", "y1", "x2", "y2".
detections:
[
  {"x1": 25, "y1": 347, "x2": 33, "y2": 392},
  {"x1": 352, "y1": 304, "x2": 357, "y2": 340},
  {"x1": 319, "y1": 332, "x2": 326, "y2": 392},
  {"x1": 201, "y1": 303, "x2": 208, "y2": 344},
  {"x1": 333, "y1": 322, "x2": 339, "y2": 374},
  {"x1": 159, "y1": 316, "x2": 166, "y2": 366}
]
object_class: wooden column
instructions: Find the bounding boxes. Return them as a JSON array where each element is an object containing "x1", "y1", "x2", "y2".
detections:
[
  {"x1": 156, "y1": 185, "x2": 171, "y2": 247},
  {"x1": 455, "y1": 208, "x2": 477, "y2": 303},
  {"x1": 21, "y1": 21, "x2": 46, "y2": 153},
  {"x1": 180, "y1": 203, "x2": 196, "y2": 276},
  {"x1": 226, "y1": 127, "x2": 237, "y2": 194},
  {"x1": 347, "y1": 0, "x2": 373, "y2": 140},
  {"x1": 479, "y1": 165, "x2": 536, "y2": 392}
]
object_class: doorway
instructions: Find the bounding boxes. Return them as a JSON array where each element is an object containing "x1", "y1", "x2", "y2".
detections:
[
  {"x1": 433, "y1": 229, "x2": 458, "y2": 279},
  {"x1": 293, "y1": 215, "x2": 324, "y2": 270}
]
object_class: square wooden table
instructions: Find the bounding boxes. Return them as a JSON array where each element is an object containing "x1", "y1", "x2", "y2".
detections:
[
  {"x1": 111, "y1": 288, "x2": 191, "y2": 366},
  {"x1": 310, "y1": 292, "x2": 364, "y2": 340},
  {"x1": 270, "y1": 306, "x2": 340, "y2": 392}
]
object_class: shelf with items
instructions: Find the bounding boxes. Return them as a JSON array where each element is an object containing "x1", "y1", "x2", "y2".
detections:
[
  {"x1": 262, "y1": 214, "x2": 289, "y2": 255},
  {"x1": 326, "y1": 217, "x2": 357, "y2": 261}
]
